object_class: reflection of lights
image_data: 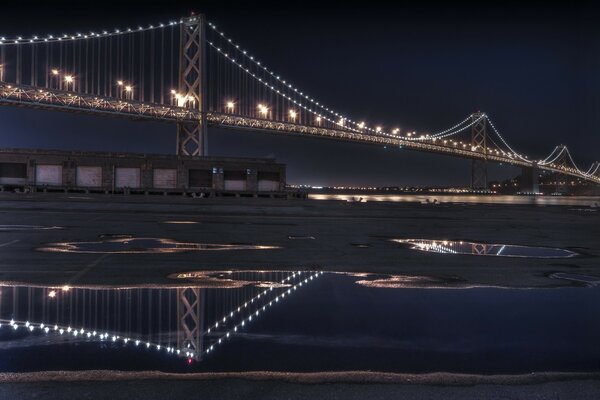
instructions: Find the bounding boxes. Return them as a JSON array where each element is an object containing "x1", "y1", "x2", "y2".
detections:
[
  {"x1": 37, "y1": 238, "x2": 280, "y2": 254},
  {"x1": 0, "y1": 271, "x2": 324, "y2": 363},
  {"x1": 48, "y1": 290, "x2": 56, "y2": 298},
  {"x1": 162, "y1": 221, "x2": 200, "y2": 224}
]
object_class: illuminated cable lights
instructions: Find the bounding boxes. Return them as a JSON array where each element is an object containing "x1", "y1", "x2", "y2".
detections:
[{"x1": 0, "y1": 20, "x2": 184, "y2": 46}]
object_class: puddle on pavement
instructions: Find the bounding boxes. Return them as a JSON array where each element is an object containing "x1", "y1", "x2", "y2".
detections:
[
  {"x1": 392, "y1": 239, "x2": 578, "y2": 258},
  {"x1": 352, "y1": 273, "x2": 465, "y2": 288},
  {"x1": 0, "y1": 272, "x2": 599, "y2": 374},
  {"x1": 36, "y1": 238, "x2": 279, "y2": 254},
  {"x1": 98, "y1": 234, "x2": 133, "y2": 239},
  {"x1": 168, "y1": 270, "x2": 303, "y2": 288},
  {"x1": 162, "y1": 221, "x2": 201, "y2": 225},
  {"x1": 0, "y1": 225, "x2": 62, "y2": 231},
  {"x1": 549, "y1": 272, "x2": 600, "y2": 286}
]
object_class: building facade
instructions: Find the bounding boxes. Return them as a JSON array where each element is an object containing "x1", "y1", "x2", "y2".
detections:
[{"x1": 0, "y1": 149, "x2": 288, "y2": 196}]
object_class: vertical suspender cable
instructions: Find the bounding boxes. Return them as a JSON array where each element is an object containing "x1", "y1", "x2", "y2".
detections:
[
  {"x1": 150, "y1": 30, "x2": 155, "y2": 103},
  {"x1": 140, "y1": 30, "x2": 144, "y2": 101},
  {"x1": 160, "y1": 28, "x2": 164, "y2": 104}
]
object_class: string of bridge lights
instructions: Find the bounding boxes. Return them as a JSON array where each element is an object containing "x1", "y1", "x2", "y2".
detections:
[
  {"x1": 208, "y1": 38, "x2": 500, "y2": 145},
  {"x1": 205, "y1": 270, "x2": 308, "y2": 336},
  {"x1": 207, "y1": 24, "x2": 545, "y2": 154},
  {"x1": 0, "y1": 318, "x2": 198, "y2": 360},
  {"x1": 206, "y1": 41, "x2": 356, "y2": 134},
  {"x1": 538, "y1": 145, "x2": 564, "y2": 166},
  {"x1": 204, "y1": 271, "x2": 323, "y2": 357},
  {"x1": 0, "y1": 20, "x2": 183, "y2": 45},
  {"x1": 207, "y1": 22, "x2": 365, "y2": 131},
  {"x1": 0, "y1": 271, "x2": 324, "y2": 363},
  {"x1": 208, "y1": 22, "x2": 460, "y2": 140},
  {"x1": 484, "y1": 115, "x2": 530, "y2": 162}
]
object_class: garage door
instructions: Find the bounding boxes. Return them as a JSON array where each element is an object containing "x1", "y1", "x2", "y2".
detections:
[
  {"x1": 257, "y1": 171, "x2": 280, "y2": 191},
  {"x1": 76, "y1": 166, "x2": 102, "y2": 187},
  {"x1": 188, "y1": 169, "x2": 212, "y2": 188},
  {"x1": 224, "y1": 171, "x2": 247, "y2": 191},
  {"x1": 153, "y1": 168, "x2": 177, "y2": 189},
  {"x1": 36, "y1": 164, "x2": 62, "y2": 186},
  {"x1": 0, "y1": 162, "x2": 27, "y2": 184},
  {"x1": 115, "y1": 167, "x2": 140, "y2": 188}
]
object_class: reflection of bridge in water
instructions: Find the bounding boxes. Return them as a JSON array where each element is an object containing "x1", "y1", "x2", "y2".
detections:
[{"x1": 0, "y1": 271, "x2": 322, "y2": 361}]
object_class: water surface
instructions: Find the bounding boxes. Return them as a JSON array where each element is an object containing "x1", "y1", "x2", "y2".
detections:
[{"x1": 1, "y1": 272, "x2": 598, "y2": 374}]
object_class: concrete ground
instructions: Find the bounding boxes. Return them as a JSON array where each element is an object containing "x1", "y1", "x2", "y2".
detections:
[
  {"x1": 0, "y1": 192, "x2": 598, "y2": 288},
  {"x1": 0, "y1": 192, "x2": 599, "y2": 398},
  {"x1": 1, "y1": 378, "x2": 600, "y2": 400}
]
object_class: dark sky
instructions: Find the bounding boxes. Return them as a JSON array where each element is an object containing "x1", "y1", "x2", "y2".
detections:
[{"x1": 0, "y1": 1, "x2": 598, "y2": 186}]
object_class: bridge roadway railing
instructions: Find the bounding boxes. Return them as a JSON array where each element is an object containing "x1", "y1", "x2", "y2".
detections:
[
  {"x1": 0, "y1": 82, "x2": 199, "y2": 122},
  {"x1": 1, "y1": 83, "x2": 598, "y2": 183}
]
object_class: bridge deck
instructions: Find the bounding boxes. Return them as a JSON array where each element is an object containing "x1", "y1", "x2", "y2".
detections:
[{"x1": 0, "y1": 83, "x2": 597, "y2": 183}]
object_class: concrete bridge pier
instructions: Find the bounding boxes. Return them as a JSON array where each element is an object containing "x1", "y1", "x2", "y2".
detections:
[{"x1": 521, "y1": 164, "x2": 539, "y2": 193}]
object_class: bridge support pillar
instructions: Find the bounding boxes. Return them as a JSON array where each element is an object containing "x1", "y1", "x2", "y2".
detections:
[
  {"x1": 521, "y1": 165, "x2": 539, "y2": 193},
  {"x1": 177, "y1": 288, "x2": 204, "y2": 361},
  {"x1": 470, "y1": 112, "x2": 488, "y2": 189},
  {"x1": 176, "y1": 14, "x2": 208, "y2": 157}
]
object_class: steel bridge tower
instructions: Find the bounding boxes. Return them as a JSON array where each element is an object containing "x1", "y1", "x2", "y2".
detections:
[
  {"x1": 176, "y1": 15, "x2": 208, "y2": 156},
  {"x1": 554, "y1": 145, "x2": 568, "y2": 194},
  {"x1": 471, "y1": 112, "x2": 488, "y2": 189},
  {"x1": 177, "y1": 288, "x2": 204, "y2": 361}
]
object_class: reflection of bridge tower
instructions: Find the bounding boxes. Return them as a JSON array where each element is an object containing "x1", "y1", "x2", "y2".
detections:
[
  {"x1": 177, "y1": 288, "x2": 204, "y2": 360},
  {"x1": 176, "y1": 14, "x2": 208, "y2": 156},
  {"x1": 471, "y1": 243, "x2": 489, "y2": 255},
  {"x1": 471, "y1": 112, "x2": 488, "y2": 189}
]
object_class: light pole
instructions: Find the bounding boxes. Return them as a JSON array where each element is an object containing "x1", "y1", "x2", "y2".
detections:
[
  {"x1": 257, "y1": 104, "x2": 270, "y2": 119},
  {"x1": 50, "y1": 69, "x2": 60, "y2": 89},
  {"x1": 125, "y1": 85, "x2": 133, "y2": 100},
  {"x1": 64, "y1": 75, "x2": 74, "y2": 91},
  {"x1": 289, "y1": 109, "x2": 297, "y2": 123},
  {"x1": 225, "y1": 101, "x2": 235, "y2": 113},
  {"x1": 116, "y1": 80, "x2": 124, "y2": 98}
]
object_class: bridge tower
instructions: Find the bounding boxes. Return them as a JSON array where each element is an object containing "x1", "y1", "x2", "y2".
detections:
[
  {"x1": 554, "y1": 145, "x2": 568, "y2": 194},
  {"x1": 176, "y1": 14, "x2": 208, "y2": 156},
  {"x1": 470, "y1": 112, "x2": 488, "y2": 189},
  {"x1": 177, "y1": 288, "x2": 204, "y2": 361}
]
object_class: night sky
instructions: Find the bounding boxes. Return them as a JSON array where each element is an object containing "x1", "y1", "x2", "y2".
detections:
[{"x1": 0, "y1": 1, "x2": 598, "y2": 186}]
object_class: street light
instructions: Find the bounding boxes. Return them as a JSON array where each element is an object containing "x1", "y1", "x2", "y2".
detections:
[
  {"x1": 124, "y1": 85, "x2": 133, "y2": 100},
  {"x1": 116, "y1": 80, "x2": 124, "y2": 98},
  {"x1": 315, "y1": 116, "x2": 322, "y2": 126},
  {"x1": 289, "y1": 109, "x2": 297, "y2": 122},
  {"x1": 257, "y1": 104, "x2": 269, "y2": 118},
  {"x1": 49, "y1": 68, "x2": 60, "y2": 89},
  {"x1": 225, "y1": 101, "x2": 235, "y2": 112},
  {"x1": 375, "y1": 126, "x2": 382, "y2": 133},
  {"x1": 64, "y1": 75, "x2": 74, "y2": 91}
]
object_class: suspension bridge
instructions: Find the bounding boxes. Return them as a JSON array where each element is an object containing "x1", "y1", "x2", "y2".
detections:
[{"x1": 0, "y1": 14, "x2": 598, "y2": 189}]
